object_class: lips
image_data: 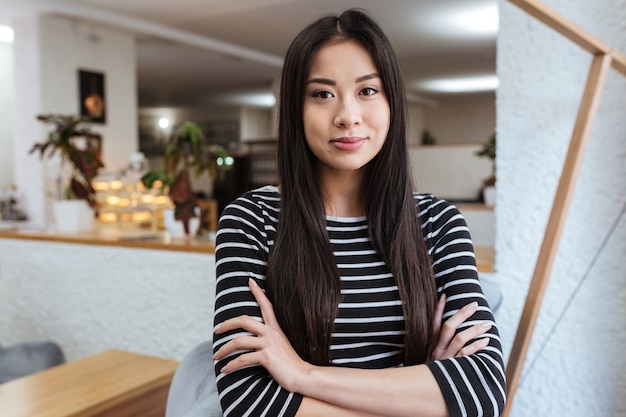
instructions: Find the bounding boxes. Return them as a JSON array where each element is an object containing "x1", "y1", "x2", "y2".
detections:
[{"x1": 330, "y1": 136, "x2": 366, "y2": 151}]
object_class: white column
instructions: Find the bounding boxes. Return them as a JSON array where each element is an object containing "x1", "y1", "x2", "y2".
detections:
[
  {"x1": 12, "y1": 15, "x2": 47, "y2": 226},
  {"x1": 0, "y1": 41, "x2": 15, "y2": 198},
  {"x1": 496, "y1": 0, "x2": 626, "y2": 415}
]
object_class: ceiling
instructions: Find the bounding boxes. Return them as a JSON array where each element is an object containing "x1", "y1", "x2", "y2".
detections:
[{"x1": 1, "y1": 0, "x2": 498, "y2": 108}]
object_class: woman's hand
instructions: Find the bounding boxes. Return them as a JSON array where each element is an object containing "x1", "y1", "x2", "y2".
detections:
[
  {"x1": 430, "y1": 294, "x2": 492, "y2": 361},
  {"x1": 213, "y1": 278, "x2": 311, "y2": 393}
]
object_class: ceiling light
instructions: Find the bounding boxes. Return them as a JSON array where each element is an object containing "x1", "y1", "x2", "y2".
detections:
[
  {"x1": 449, "y1": 4, "x2": 499, "y2": 35},
  {"x1": 158, "y1": 117, "x2": 170, "y2": 129},
  {"x1": 221, "y1": 92, "x2": 276, "y2": 108},
  {"x1": 0, "y1": 25, "x2": 14, "y2": 44},
  {"x1": 419, "y1": 75, "x2": 499, "y2": 93},
  {"x1": 421, "y1": 2, "x2": 499, "y2": 38}
]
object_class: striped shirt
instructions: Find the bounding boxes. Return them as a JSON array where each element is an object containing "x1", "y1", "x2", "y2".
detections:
[{"x1": 213, "y1": 186, "x2": 506, "y2": 417}]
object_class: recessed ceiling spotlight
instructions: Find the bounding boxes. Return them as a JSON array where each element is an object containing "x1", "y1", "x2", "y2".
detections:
[
  {"x1": 0, "y1": 25, "x2": 14, "y2": 44},
  {"x1": 418, "y1": 75, "x2": 499, "y2": 93}
]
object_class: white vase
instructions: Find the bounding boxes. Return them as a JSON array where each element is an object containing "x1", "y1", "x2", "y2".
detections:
[
  {"x1": 163, "y1": 208, "x2": 200, "y2": 238},
  {"x1": 53, "y1": 200, "x2": 94, "y2": 234},
  {"x1": 483, "y1": 186, "x2": 497, "y2": 208}
]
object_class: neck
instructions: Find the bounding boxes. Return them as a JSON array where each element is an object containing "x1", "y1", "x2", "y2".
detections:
[{"x1": 319, "y1": 169, "x2": 366, "y2": 217}]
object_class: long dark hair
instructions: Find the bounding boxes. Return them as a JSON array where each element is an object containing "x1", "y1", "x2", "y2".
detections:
[{"x1": 266, "y1": 9, "x2": 437, "y2": 366}]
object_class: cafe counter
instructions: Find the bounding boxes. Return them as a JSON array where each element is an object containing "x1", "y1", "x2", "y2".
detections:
[{"x1": 0, "y1": 228, "x2": 216, "y2": 363}]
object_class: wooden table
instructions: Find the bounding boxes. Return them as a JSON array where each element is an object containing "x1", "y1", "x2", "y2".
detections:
[{"x1": 0, "y1": 349, "x2": 179, "y2": 417}]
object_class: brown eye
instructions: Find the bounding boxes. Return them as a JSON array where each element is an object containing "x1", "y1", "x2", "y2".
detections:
[
  {"x1": 312, "y1": 90, "x2": 334, "y2": 99},
  {"x1": 360, "y1": 87, "x2": 378, "y2": 96}
]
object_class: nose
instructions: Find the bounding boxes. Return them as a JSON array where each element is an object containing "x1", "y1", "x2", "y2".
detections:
[{"x1": 333, "y1": 97, "x2": 361, "y2": 128}]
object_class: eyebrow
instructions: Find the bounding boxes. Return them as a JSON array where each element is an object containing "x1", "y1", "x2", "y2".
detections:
[{"x1": 306, "y1": 73, "x2": 380, "y2": 86}]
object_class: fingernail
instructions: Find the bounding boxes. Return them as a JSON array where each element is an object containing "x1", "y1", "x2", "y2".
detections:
[
  {"x1": 467, "y1": 302, "x2": 479, "y2": 310},
  {"x1": 214, "y1": 323, "x2": 221, "y2": 332},
  {"x1": 479, "y1": 338, "x2": 490, "y2": 346},
  {"x1": 481, "y1": 322, "x2": 492, "y2": 329},
  {"x1": 249, "y1": 278, "x2": 258, "y2": 288}
]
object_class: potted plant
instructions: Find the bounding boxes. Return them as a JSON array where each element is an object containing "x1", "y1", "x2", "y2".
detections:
[
  {"x1": 476, "y1": 132, "x2": 496, "y2": 207},
  {"x1": 141, "y1": 121, "x2": 230, "y2": 237},
  {"x1": 30, "y1": 114, "x2": 105, "y2": 232},
  {"x1": 421, "y1": 129, "x2": 437, "y2": 145}
]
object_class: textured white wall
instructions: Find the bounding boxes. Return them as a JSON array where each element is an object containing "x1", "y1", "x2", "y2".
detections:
[
  {"x1": 0, "y1": 42, "x2": 13, "y2": 197},
  {"x1": 0, "y1": 239, "x2": 215, "y2": 362},
  {"x1": 496, "y1": 0, "x2": 626, "y2": 416}
]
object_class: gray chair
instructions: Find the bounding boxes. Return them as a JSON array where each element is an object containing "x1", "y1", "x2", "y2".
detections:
[
  {"x1": 0, "y1": 340, "x2": 65, "y2": 383},
  {"x1": 165, "y1": 340, "x2": 223, "y2": 417},
  {"x1": 479, "y1": 273, "x2": 503, "y2": 313}
]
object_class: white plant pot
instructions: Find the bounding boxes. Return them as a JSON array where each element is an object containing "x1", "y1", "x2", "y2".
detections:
[
  {"x1": 483, "y1": 186, "x2": 497, "y2": 208},
  {"x1": 163, "y1": 208, "x2": 200, "y2": 239},
  {"x1": 53, "y1": 200, "x2": 94, "y2": 234}
]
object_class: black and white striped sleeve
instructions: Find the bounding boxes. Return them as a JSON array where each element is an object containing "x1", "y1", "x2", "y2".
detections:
[
  {"x1": 212, "y1": 191, "x2": 302, "y2": 417},
  {"x1": 419, "y1": 196, "x2": 507, "y2": 417}
]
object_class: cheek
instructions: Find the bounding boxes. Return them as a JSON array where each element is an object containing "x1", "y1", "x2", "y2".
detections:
[
  {"x1": 375, "y1": 106, "x2": 391, "y2": 139},
  {"x1": 302, "y1": 108, "x2": 323, "y2": 143},
  {"x1": 366, "y1": 99, "x2": 390, "y2": 133}
]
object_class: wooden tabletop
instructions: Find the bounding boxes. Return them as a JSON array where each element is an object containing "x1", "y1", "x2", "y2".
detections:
[
  {"x1": 0, "y1": 228, "x2": 215, "y2": 254},
  {"x1": 0, "y1": 349, "x2": 179, "y2": 417}
]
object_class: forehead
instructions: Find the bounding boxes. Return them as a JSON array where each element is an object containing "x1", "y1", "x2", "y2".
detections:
[{"x1": 308, "y1": 39, "x2": 378, "y2": 78}]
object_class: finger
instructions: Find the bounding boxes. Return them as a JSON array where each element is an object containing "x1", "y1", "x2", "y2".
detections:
[
  {"x1": 446, "y1": 302, "x2": 479, "y2": 329},
  {"x1": 456, "y1": 337, "x2": 490, "y2": 357},
  {"x1": 435, "y1": 302, "x2": 479, "y2": 350},
  {"x1": 249, "y1": 278, "x2": 279, "y2": 327},
  {"x1": 215, "y1": 314, "x2": 265, "y2": 335},
  {"x1": 432, "y1": 293, "x2": 446, "y2": 334},
  {"x1": 441, "y1": 322, "x2": 492, "y2": 359},
  {"x1": 219, "y1": 350, "x2": 263, "y2": 374},
  {"x1": 214, "y1": 335, "x2": 264, "y2": 361}
]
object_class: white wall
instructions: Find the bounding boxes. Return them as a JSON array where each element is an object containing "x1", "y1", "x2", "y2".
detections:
[
  {"x1": 409, "y1": 144, "x2": 493, "y2": 201},
  {"x1": 425, "y1": 94, "x2": 495, "y2": 145},
  {"x1": 0, "y1": 42, "x2": 13, "y2": 197},
  {"x1": 240, "y1": 106, "x2": 273, "y2": 142},
  {"x1": 12, "y1": 14, "x2": 137, "y2": 226},
  {"x1": 0, "y1": 238, "x2": 215, "y2": 362},
  {"x1": 407, "y1": 103, "x2": 426, "y2": 146},
  {"x1": 496, "y1": 0, "x2": 626, "y2": 416}
]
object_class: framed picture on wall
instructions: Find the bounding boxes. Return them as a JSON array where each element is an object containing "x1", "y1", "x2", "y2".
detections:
[{"x1": 78, "y1": 69, "x2": 106, "y2": 124}]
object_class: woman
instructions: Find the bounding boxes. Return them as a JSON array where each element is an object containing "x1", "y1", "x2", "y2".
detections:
[{"x1": 213, "y1": 9, "x2": 505, "y2": 417}]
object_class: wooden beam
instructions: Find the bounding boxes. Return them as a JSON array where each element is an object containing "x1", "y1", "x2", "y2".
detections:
[
  {"x1": 502, "y1": 52, "x2": 613, "y2": 417},
  {"x1": 611, "y1": 52, "x2": 626, "y2": 76},
  {"x1": 508, "y1": 0, "x2": 626, "y2": 76}
]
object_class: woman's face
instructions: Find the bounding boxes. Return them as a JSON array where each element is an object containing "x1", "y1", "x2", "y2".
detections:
[{"x1": 302, "y1": 40, "x2": 390, "y2": 178}]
